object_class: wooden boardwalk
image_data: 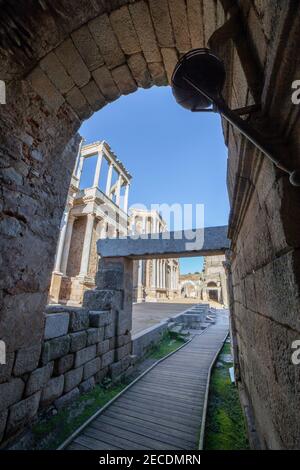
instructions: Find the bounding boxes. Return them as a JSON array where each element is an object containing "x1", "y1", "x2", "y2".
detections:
[{"x1": 65, "y1": 311, "x2": 229, "y2": 450}]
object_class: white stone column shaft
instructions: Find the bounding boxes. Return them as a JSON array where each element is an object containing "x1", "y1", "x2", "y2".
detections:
[
  {"x1": 115, "y1": 174, "x2": 122, "y2": 207},
  {"x1": 60, "y1": 215, "x2": 75, "y2": 275},
  {"x1": 93, "y1": 148, "x2": 103, "y2": 188},
  {"x1": 123, "y1": 183, "x2": 130, "y2": 214},
  {"x1": 53, "y1": 209, "x2": 69, "y2": 273},
  {"x1": 105, "y1": 163, "x2": 113, "y2": 196},
  {"x1": 151, "y1": 259, "x2": 156, "y2": 288},
  {"x1": 79, "y1": 213, "x2": 95, "y2": 277}
]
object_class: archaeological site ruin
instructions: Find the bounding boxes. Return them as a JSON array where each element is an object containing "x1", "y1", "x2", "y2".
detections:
[{"x1": 1, "y1": 0, "x2": 300, "y2": 453}]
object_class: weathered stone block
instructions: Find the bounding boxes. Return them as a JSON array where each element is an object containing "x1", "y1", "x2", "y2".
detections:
[
  {"x1": 89, "y1": 310, "x2": 111, "y2": 328},
  {"x1": 0, "y1": 352, "x2": 15, "y2": 384},
  {"x1": 54, "y1": 387, "x2": 79, "y2": 410},
  {"x1": 70, "y1": 331, "x2": 87, "y2": 352},
  {"x1": 28, "y1": 67, "x2": 64, "y2": 112},
  {"x1": 81, "y1": 80, "x2": 106, "y2": 112},
  {"x1": 110, "y1": 360, "x2": 122, "y2": 380},
  {"x1": 64, "y1": 367, "x2": 83, "y2": 393},
  {"x1": 102, "y1": 350, "x2": 114, "y2": 368},
  {"x1": 94, "y1": 367, "x2": 108, "y2": 384},
  {"x1": 127, "y1": 53, "x2": 152, "y2": 89},
  {"x1": 25, "y1": 362, "x2": 54, "y2": 397},
  {"x1": 92, "y1": 66, "x2": 120, "y2": 102},
  {"x1": 74, "y1": 345, "x2": 96, "y2": 368},
  {"x1": 41, "y1": 335, "x2": 70, "y2": 364},
  {"x1": 97, "y1": 339, "x2": 110, "y2": 356},
  {"x1": 87, "y1": 328, "x2": 104, "y2": 346},
  {"x1": 168, "y1": 0, "x2": 191, "y2": 53},
  {"x1": 71, "y1": 25, "x2": 104, "y2": 71},
  {"x1": 88, "y1": 14, "x2": 125, "y2": 69},
  {"x1": 149, "y1": 0, "x2": 174, "y2": 47},
  {"x1": 110, "y1": 6, "x2": 141, "y2": 55},
  {"x1": 109, "y1": 337, "x2": 116, "y2": 349},
  {"x1": 115, "y1": 344, "x2": 131, "y2": 361},
  {"x1": 121, "y1": 354, "x2": 131, "y2": 372},
  {"x1": 0, "y1": 410, "x2": 8, "y2": 442},
  {"x1": 6, "y1": 392, "x2": 41, "y2": 436},
  {"x1": 66, "y1": 87, "x2": 92, "y2": 120},
  {"x1": 40, "y1": 51, "x2": 74, "y2": 94},
  {"x1": 44, "y1": 313, "x2": 69, "y2": 340},
  {"x1": 14, "y1": 344, "x2": 41, "y2": 376},
  {"x1": 129, "y1": 1, "x2": 161, "y2": 63},
  {"x1": 187, "y1": 0, "x2": 205, "y2": 48},
  {"x1": 161, "y1": 48, "x2": 178, "y2": 83},
  {"x1": 54, "y1": 354, "x2": 74, "y2": 376},
  {"x1": 148, "y1": 62, "x2": 168, "y2": 86},
  {"x1": 41, "y1": 375, "x2": 64, "y2": 406},
  {"x1": 79, "y1": 377, "x2": 95, "y2": 394},
  {"x1": 83, "y1": 289, "x2": 123, "y2": 311},
  {"x1": 69, "y1": 309, "x2": 89, "y2": 332},
  {"x1": 116, "y1": 333, "x2": 131, "y2": 348},
  {"x1": 55, "y1": 38, "x2": 90, "y2": 87},
  {"x1": 83, "y1": 357, "x2": 101, "y2": 380},
  {"x1": 104, "y1": 323, "x2": 114, "y2": 340}
]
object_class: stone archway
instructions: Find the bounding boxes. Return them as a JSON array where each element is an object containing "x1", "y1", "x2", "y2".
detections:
[{"x1": 1, "y1": 0, "x2": 300, "y2": 450}]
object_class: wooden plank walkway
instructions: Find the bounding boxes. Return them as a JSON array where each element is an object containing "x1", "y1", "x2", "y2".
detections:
[{"x1": 66, "y1": 311, "x2": 229, "y2": 450}]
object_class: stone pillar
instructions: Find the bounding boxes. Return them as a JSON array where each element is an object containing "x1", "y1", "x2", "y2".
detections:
[
  {"x1": 83, "y1": 256, "x2": 134, "y2": 381},
  {"x1": 115, "y1": 174, "x2": 122, "y2": 207},
  {"x1": 79, "y1": 213, "x2": 95, "y2": 277},
  {"x1": 105, "y1": 163, "x2": 113, "y2": 196},
  {"x1": 75, "y1": 155, "x2": 84, "y2": 183},
  {"x1": 151, "y1": 259, "x2": 156, "y2": 288},
  {"x1": 53, "y1": 209, "x2": 69, "y2": 274},
  {"x1": 137, "y1": 259, "x2": 143, "y2": 302},
  {"x1": 123, "y1": 183, "x2": 130, "y2": 214},
  {"x1": 93, "y1": 147, "x2": 103, "y2": 188},
  {"x1": 60, "y1": 214, "x2": 76, "y2": 275}
]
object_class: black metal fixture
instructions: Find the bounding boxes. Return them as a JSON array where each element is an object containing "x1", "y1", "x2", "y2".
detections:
[{"x1": 171, "y1": 48, "x2": 300, "y2": 186}]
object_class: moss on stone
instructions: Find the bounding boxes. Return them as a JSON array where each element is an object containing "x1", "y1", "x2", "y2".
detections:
[{"x1": 204, "y1": 342, "x2": 250, "y2": 450}]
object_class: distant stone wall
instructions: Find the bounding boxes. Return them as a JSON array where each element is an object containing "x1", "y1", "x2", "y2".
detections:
[{"x1": 0, "y1": 304, "x2": 133, "y2": 446}]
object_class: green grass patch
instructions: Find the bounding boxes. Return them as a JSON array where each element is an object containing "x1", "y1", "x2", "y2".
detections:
[
  {"x1": 32, "y1": 381, "x2": 128, "y2": 450},
  {"x1": 204, "y1": 341, "x2": 250, "y2": 450},
  {"x1": 147, "y1": 330, "x2": 187, "y2": 360}
]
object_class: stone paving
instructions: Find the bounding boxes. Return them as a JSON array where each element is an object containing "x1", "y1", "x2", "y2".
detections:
[{"x1": 132, "y1": 302, "x2": 196, "y2": 335}]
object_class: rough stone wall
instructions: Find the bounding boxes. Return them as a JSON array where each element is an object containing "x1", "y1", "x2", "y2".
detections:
[
  {"x1": 224, "y1": 1, "x2": 300, "y2": 449},
  {"x1": 0, "y1": 302, "x2": 133, "y2": 446},
  {"x1": 1, "y1": 0, "x2": 300, "y2": 450}
]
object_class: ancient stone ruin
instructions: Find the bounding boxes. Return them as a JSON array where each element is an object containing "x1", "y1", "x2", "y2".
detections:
[{"x1": 1, "y1": 0, "x2": 300, "y2": 450}]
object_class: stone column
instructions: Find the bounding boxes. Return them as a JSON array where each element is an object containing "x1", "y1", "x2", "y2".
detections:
[
  {"x1": 115, "y1": 174, "x2": 122, "y2": 207},
  {"x1": 123, "y1": 183, "x2": 130, "y2": 214},
  {"x1": 60, "y1": 214, "x2": 76, "y2": 275},
  {"x1": 53, "y1": 209, "x2": 69, "y2": 274},
  {"x1": 151, "y1": 259, "x2": 156, "y2": 288},
  {"x1": 160, "y1": 260, "x2": 163, "y2": 288},
  {"x1": 79, "y1": 213, "x2": 95, "y2": 277},
  {"x1": 75, "y1": 155, "x2": 84, "y2": 183},
  {"x1": 93, "y1": 147, "x2": 103, "y2": 188},
  {"x1": 105, "y1": 163, "x2": 113, "y2": 196}
]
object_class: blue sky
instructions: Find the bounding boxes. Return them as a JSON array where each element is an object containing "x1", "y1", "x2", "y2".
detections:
[{"x1": 80, "y1": 86, "x2": 229, "y2": 274}]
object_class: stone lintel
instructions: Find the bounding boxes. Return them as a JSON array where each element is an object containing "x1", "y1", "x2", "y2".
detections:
[{"x1": 97, "y1": 226, "x2": 230, "y2": 259}]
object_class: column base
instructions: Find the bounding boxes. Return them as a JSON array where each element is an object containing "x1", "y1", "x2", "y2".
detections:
[{"x1": 48, "y1": 272, "x2": 63, "y2": 304}]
